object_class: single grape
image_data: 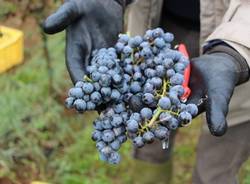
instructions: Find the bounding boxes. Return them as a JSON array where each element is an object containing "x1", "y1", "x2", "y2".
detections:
[
  {"x1": 174, "y1": 63, "x2": 186, "y2": 74},
  {"x1": 65, "y1": 97, "x2": 75, "y2": 109},
  {"x1": 170, "y1": 85, "x2": 185, "y2": 97},
  {"x1": 108, "y1": 152, "x2": 121, "y2": 164},
  {"x1": 112, "y1": 74, "x2": 123, "y2": 84},
  {"x1": 117, "y1": 135, "x2": 127, "y2": 144},
  {"x1": 143, "y1": 93, "x2": 155, "y2": 104},
  {"x1": 87, "y1": 65, "x2": 97, "y2": 73},
  {"x1": 133, "y1": 136, "x2": 145, "y2": 148},
  {"x1": 133, "y1": 72, "x2": 143, "y2": 82},
  {"x1": 155, "y1": 65, "x2": 166, "y2": 77},
  {"x1": 87, "y1": 101, "x2": 96, "y2": 110},
  {"x1": 75, "y1": 81, "x2": 85, "y2": 88},
  {"x1": 74, "y1": 99, "x2": 87, "y2": 112},
  {"x1": 113, "y1": 127, "x2": 126, "y2": 137},
  {"x1": 98, "y1": 66, "x2": 109, "y2": 73},
  {"x1": 114, "y1": 103, "x2": 126, "y2": 114},
  {"x1": 124, "y1": 64, "x2": 133, "y2": 75},
  {"x1": 130, "y1": 81, "x2": 142, "y2": 94},
  {"x1": 96, "y1": 141, "x2": 106, "y2": 151},
  {"x1": 163, "y1": 32, "x2": 174, "y2": 42},
  {"x1": 68, "y1": 87, "x2": 84, "y2": 98},
  {"x1": 123, "y1": 45, "x2": 133, "y2": 56},
  {"x1": 118, "y1": 34, "x2": 129, "y2": 44},
  {"x1": 101, "y1": 87, "x2": 112, "y2": 98},
  {"x1": 130, "y1": 113, "x2": 142, "y2": 122},
  {"x1": 163, "y1": 58, "x2": 174, "y2": 69},
  {"x1": 127, "y1": 119, "x2": 139, "y2": 133},
  {"x1": 140, "y1": 108, "x2": 153, "y2": 120},
  {"x1": 102, "y1": 118, "x2": 112, "y2": 129},
  {"x1": 94, "y1": 120, "x2": 103, "y2": 130},
  {"x1": 82, "y1": 83, "x2": 94, "y2": 94},
  {"x1": 179, "y1": 111, "x2": 192, "y2": 124},
  {"x1": 152, "y1": 28, "x2": 164, "y2": 38},
  {"x1": 143, "y1": 82, "x2": 155, "y2": 93},
  {"x1": 158, "y1": 97, "x2": 171, "y2": 110},
  {"x1": 110, "y1": 140, "x2": 121, "y2": 151},
  {"x1": 150, "y1": 77, "x2": 162, "y2": 89},
  {"x1": 100, "y1": 74, "x2": 111, "y2": 87},
  {"x1": 111, "y1": 89, "x2": 121, "y2": 101},
  {"x1": 140, "y1": 47, "x2": 153, "y2": 59},
  {"x1": 168, "y1": 117, "x2": 179, "y2": 130},
  {"x1": 143, "y1": 131, "x2": 155, "y2": 143},
  {"x1": 111, "y1": 115, "x2": 123, "y2": 127},
  {"x1": 154, "y1": 126, "x2": 170, "y2": 140},
  {"x1": 92, "y1": 130, "x2": 102, "y2": 141},
  {"x1": 170, "y1": 73, "x2": 184, "y2": 85},
  {"x1": 83, "y1": 95, "x2": 90, "y2": 102},
  {"x1": 90, "y1": 92, "x2": 102, "y2": 104},
  {"x1": 159, "y1": 112, "x2": 172, "y2": 124},
  {"x1": 166, "y1": 69, "x2": 175, "y2": 78},
  {"x1": 93, "y1": 82, "x2": 101, "y2": 91},
  {"x1": 185, "y1": 104, "x2": 199, "y2": 116},
  {"x1": 123, "y1": 92, "x2": 133, "y2": 103},
  {"x1": 145, "y1": 68, "x2": 157, "y2": 78},
  {"x1": 115, "y1": 42, "x2": 125, "y2": 53},
  {"x1": 154, "y1": 37, "x2": 166, "y2": 48},
  {"x1": 101, "y1": 146, "x2": 113, "y2": 156},
  {"x1": 102, "y1": 130, "x2": 115, "y2": 143}
]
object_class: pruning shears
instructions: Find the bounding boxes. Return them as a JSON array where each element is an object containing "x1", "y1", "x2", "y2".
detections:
[
  {"x1": 177, "y1": 44, "x2": 208, "y2": 111},
  {"x1": 176, "y1": 44, "x2": 191, "y2": 103}
]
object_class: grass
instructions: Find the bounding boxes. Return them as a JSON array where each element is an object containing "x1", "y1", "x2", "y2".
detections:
[{"x1": 0, "y1": 29, "x2": 249, "y2": 184}]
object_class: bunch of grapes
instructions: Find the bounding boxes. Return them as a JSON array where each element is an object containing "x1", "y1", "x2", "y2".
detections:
[{"x1": 65, "y1": 28, "x2": 198, "y2": 164}]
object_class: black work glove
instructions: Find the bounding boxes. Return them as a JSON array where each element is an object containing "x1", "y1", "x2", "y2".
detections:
[
  {"x1": 189, "y1": 45, "x2": 249, "y2": 136},
  {"x1": 43, "y1": 0, "x2": 123, "y2": 84}
]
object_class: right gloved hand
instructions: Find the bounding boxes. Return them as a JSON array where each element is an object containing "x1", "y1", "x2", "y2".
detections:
[{"x1": 43, "y1": 0, "x2": 123, "y2": 84}]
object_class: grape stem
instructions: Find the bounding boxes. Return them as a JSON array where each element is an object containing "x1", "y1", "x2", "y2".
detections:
[
  {"x1": 146, "y1": 79, "x2": 179, "y2": 128},
  {"x1": 84, "y1": 75, "x2": 94, "y2": 83},
  {"x1": 147, "y1": 79, "x2": 168, "y2": 127},
  {"x1": 148, "y1": 108, "x2": 162, "y2": 127}
]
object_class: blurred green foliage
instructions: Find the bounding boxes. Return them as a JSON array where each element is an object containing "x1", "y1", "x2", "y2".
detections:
[{"x1": 0, "y1": 1, "x2": 17, "y2": 19}]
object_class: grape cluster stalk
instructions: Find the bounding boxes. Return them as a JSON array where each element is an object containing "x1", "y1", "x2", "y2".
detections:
[{"x1": 65, "y1": 28, "x2": 198, "y2": 164}]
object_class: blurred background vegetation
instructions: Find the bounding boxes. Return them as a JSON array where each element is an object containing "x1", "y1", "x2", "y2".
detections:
[{"x1": 1, "y1": 1, "x2": 250, "y2": 184}]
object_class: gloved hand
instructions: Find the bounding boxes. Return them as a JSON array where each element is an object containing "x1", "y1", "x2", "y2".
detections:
[
  {"x1": 188, "y1": 45, "x2": 249, "y2": 136},
  {"x1": 43, "y1": 0, "x2": 123, "y2": 84}
]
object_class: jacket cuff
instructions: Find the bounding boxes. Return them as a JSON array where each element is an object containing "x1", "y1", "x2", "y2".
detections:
[{"x1": 205, "y1": 44, "x2": 250, "y2": 85}]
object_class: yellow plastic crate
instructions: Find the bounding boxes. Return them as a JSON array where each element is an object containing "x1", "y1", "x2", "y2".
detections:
[{"x1": 0, "y1": 26, "x2": 24, "y2": 73}]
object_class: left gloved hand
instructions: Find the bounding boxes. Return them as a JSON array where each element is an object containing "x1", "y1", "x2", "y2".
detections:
[{"x1": 43, "y1": 0, "x2": 124, "y2": 84}]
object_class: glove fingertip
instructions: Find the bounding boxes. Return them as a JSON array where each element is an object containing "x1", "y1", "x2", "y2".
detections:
[
  {"x1": 209, "y1": 121, "x2": 227, "y2": 136},
  {"x1": 206, "y1": 111, "x2": 228, "y2": 136},
  {"x1": 42, "y1": 19, "x2": 56, "y2": 34}
]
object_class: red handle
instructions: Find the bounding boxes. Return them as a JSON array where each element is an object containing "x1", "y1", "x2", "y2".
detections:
[{"x1": 178, "y1": 44, "x2": 191, "y2": 102}]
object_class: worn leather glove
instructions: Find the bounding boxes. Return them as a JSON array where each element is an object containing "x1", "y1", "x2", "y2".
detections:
[
  {"x1": 188, "y1": 45, "x2": 249, "y2": 136},
  {"x1": 43, "y1": 0, "x2": 123, "y2": 84}
]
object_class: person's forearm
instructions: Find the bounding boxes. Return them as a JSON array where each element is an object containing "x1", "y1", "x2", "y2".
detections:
[{"x1": 204, "y1": 0, "x2": 250, "y2": 76}]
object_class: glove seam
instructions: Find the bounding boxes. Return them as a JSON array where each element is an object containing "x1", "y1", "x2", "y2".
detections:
[{"x1": 205, "y1": 45, "x2": 250, "y2": 85}]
